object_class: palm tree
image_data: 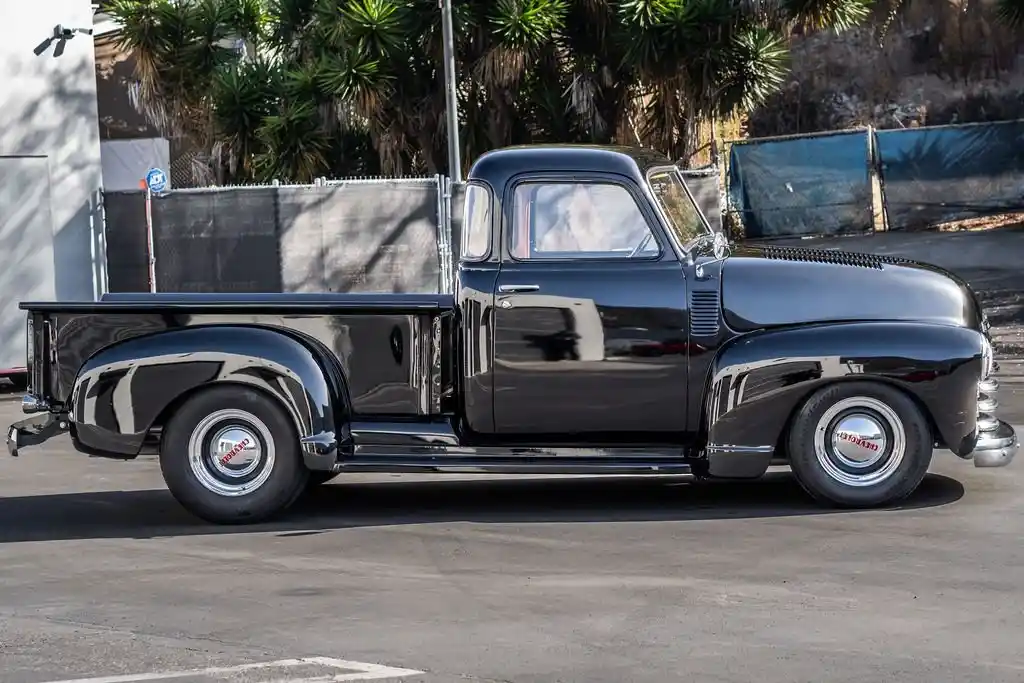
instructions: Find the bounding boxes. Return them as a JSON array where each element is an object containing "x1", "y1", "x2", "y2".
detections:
[
  {"x1": 996, "y1": 0, "x2": 1024, "y2": 26},
  {"x1": 106, "y1": 0, "x2": 885, "y2": 183},
  {"x1": 104, "y1": 0, "x2": 241, "y2": 184}
]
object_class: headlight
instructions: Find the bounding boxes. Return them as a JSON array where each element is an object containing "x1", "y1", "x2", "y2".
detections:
[{"x1": 981, "y1": 336, "x2": 994, "y2": 379}]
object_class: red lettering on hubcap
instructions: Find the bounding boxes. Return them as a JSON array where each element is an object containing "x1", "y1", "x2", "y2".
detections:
[
  {"x1": 836, "y1": 431, "x2": 879, "y2": 452},
  {"x1": 219, "y1": 437, "x2": 251, "y2": 465}
]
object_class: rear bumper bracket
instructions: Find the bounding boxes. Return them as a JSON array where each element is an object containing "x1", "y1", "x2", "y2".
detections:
[{"x1": 6, "y1": 411, "x2": 68, "y2": 457}]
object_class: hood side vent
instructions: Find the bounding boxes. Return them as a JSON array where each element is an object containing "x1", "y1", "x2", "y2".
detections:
[
  {"x1": 690, "y1": 289, "x2": 721, "y2": 337},
  {"x1": 761, "y1": 245, "x2": 910, "y2": 270}
]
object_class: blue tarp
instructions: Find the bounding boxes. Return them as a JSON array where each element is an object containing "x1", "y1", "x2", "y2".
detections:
[
  {"x1": 875, "y1": 120, "x2": 1024, "y2": 230},
  {"x1": 727, "y1": 130, "x2": 873, "y2": 239}
]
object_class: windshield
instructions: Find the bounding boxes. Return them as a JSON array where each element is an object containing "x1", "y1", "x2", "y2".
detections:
[{"x1": 647, "y1": 167, "x2": 712, "y2": 247}]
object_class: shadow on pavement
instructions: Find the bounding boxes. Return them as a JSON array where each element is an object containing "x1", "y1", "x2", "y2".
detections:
[
  {"x1": 0, "y1": 472, "x2": 965, "y2": 543},
  {"x1": 0, "y1": 380, "x2": 23, "y2": 400}
]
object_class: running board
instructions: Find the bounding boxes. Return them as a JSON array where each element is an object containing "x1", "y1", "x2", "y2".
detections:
[
  {"x1": 332, "y1": 421, "x2": 698, "y2": 474},
  {"x1": 335, "y1": 454, "x2": 693, "y2": 475}
]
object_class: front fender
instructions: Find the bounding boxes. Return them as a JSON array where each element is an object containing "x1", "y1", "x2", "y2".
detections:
[
  {"x1": 701, "y1": 321, "x2": 985, "y2": 478},
  {"x1": 69, "y1": 325, "x2": 348, "y2": 470}
]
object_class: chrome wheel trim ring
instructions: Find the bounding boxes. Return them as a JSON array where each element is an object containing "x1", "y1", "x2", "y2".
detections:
[
  {"x1": 813, "y1": 396, "x2": 906, "y2": 488},
  {"x1": 187, "y1": 409, "x2": 276, "y2": 497}
]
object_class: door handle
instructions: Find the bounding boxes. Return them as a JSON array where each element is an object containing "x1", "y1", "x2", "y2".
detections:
[{"x1": 498, "y1": 284, "x2": 540, "y2": 293}]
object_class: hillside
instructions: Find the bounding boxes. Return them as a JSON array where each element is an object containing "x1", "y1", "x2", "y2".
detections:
[{"x1": 747, "y1": 0, "x2": 1024, "y2": 137}]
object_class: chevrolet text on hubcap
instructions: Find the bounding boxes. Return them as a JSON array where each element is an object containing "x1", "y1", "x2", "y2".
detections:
[
  {"x1": 188, "y1": 408, "x2": 276, "y2": 496},
  {"x1": 814, "y1": 397, "x2": 906, "y2": 487}
]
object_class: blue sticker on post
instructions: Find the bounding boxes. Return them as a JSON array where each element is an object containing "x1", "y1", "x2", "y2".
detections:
[{"x1": 145, "y1": 167, "x2": 167, "y2": 193}]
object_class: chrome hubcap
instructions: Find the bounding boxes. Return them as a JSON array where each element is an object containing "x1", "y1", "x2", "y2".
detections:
[
  {"x1": 814, "y1": 397, "x2": 906, "y2": 487},
  {"x1": 831, "y1": 415, "x2": 887, "y2": 468},
  {"x1": 209, "y1": 426, "x2": 263, "y2": 478},
  {"x1": 188, "y1": 409, "x2": 276, "y2": 497}
]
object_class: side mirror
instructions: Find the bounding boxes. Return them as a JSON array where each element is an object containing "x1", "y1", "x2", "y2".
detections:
[{"x1": 712, "y1": 231, "x2": 728, "y2": 259}]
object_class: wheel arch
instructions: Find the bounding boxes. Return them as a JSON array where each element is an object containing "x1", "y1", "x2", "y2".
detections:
[
  {"x1": 701, "y1": 320, "x2": 986, "y2": 478},
  {"x1": 770, "y1": 374, "x2": 944, "y2": 462},
  {"x1": 152, "y1": 378, "x2": 305, "y2": 443},
  {"x1": 69, "y1": 325, "x2": 350, "y2": 470}
]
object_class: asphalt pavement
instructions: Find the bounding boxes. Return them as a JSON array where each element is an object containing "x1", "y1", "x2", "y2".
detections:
[{"x1": 1, "y1": 370, "x2": 1023, "y2": 683}]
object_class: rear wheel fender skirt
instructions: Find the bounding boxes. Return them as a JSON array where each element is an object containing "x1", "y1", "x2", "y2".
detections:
[
  {"x1": 70, "y1": 325, "x2": 348, "y2": 464},
  {"x1": 701, "y1": 321, "x2": 986, "y2": 460}
]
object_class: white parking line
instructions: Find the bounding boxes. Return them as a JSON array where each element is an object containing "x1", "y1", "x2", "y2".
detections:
[{"x1": 38, "y1": 656, "x2": 424, "y2": 683}]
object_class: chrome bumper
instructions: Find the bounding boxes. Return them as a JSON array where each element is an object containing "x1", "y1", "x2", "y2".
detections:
[
  {"x1": 967, "y1": 369, "x2": 1018, "y2": 468},
  {"x1": 6, "y1": 395, "x2": 67, "y2": 457},
  {"x1": 969, "y1": 419, "x2": 1017, "y2": 467}
]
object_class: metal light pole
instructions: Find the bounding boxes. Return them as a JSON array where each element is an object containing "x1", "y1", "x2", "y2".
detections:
[{"x1": 439, "y1": 0, "x2": 462, "y2": 182}]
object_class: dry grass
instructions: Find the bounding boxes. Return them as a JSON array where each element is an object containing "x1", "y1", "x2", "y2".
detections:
[{"x1": 937, "y1": 211, "x2": 1024, "y2": 232}]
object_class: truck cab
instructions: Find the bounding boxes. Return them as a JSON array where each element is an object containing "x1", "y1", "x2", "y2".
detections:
[
  {"x1": 453, "y1": 145, "x2": 712, "y2": 442},
  {"x1": 7, "y1": 144, "x2": 1017, "y2": 525}
]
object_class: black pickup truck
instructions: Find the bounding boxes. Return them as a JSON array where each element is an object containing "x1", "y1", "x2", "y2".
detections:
[{"x1": 7, "y1": 144, "x2": 1018, "y2": 524}]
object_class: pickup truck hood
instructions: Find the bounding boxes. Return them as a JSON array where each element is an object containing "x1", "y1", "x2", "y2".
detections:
[{"x1": 720, "y1": 244, "x2": 986, "y2": 333}]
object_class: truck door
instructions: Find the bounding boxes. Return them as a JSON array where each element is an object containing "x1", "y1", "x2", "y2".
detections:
[{"x1": 491, "y1": 173, "x2": 689, "y2": 439}]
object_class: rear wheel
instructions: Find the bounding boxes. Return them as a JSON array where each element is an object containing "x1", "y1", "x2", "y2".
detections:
[
  {"x1": 160, "y1": 385, "x2": 309, "y2": 524},
  {"x1": 787, "y1": 381, "x2": 933, "y2": 508}
]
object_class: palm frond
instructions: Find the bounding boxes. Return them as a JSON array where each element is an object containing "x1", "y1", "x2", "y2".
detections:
[
  {"x1": 265, "y1": 0, "x2": 317, "y2": 54},
  {"x1": 319, "y1": 48, "x2": 394, "y2": 116},
  {"x1": 254, "y1": 99, "x2": 332, "y2": 182},
  {"x1": 996, "y1": 0, "x2": 1024, "y2": 27},
  {"x1": 780, "y1": 0, "x2": 872, "y2": 32},
  {"x1": 340, "y1": 0, "x2": 410, "y2": 58},
  {"x1": 719, "y1": 24, "x2": 790, "y2": 113},
  {"x1": 477, "y1": 0, "x2": 567, "y2": 87},
  {"x1": 211, "y1": 57, "x2": 281, "y2": 178}
]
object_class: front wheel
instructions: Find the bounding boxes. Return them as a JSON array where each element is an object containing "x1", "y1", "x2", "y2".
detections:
[
  {"x1": 160, "y1": 385, "x2": 309, "y2": 524},
  {"x1": 787, "y1": 381, "x2": 933, "y2": 508}
]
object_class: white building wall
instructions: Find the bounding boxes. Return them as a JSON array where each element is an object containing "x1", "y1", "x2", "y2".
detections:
[{"x1": 0, "y1": 0, "x2": 104, "y2": 369}]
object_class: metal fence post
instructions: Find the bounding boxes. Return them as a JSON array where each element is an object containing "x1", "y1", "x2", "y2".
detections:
[
  {"x1": 435, "y1": 173, "x2": 454, "y2": 295},
  {"x1": 870, "y1": 127, "x2": 894, "y2": 233},
  {"x1": 866, "y1": 125, "x2": 885, "y2": 233},
  {"x1": 144, "y1": 186, "x2": 157, "y2": 292}
]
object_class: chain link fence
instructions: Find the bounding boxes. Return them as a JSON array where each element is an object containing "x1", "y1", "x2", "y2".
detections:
[
  {"x1": 103, "y1": 175, "x2": 450, "y2": 295},
  {"x1": 726, "y1": 128, "x2": 876, "y2": 239},
  {"x1": 875, "y1": 119, "x2": 1024, "y2": 231},
  {"x1": 106, "y1": 119, "x2": 1021, "y2": 295},
  {"x1": 103, "y1": 167, "x2": 719, "y2": 296}
]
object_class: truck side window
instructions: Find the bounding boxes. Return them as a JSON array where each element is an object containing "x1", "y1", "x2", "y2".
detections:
[
  {"x1": 512, "y1": 181, "x2": 659, "y2": 260},
  {"x1": 461, "y1": 182, "x2": 492, "y2": 261}
]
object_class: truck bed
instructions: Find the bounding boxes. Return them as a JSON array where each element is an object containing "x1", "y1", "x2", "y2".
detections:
[{"x1": 21, "y1": 291, "x2": 456, "y2": 418}]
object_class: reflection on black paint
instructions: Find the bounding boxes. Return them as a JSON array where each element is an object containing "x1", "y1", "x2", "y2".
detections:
[
  {"x1": 389, "y1": 325, "x2": 403, "y2": 364},
  {"x1": 491, "y1": 260, "x2": 690, "y2": 436}
]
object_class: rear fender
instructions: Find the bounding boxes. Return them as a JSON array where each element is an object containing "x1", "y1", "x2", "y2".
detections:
[
  {"x1": 69, "y1": 325, "x2": 349, "y2": 470},
  {"x1": 701, "y1": 321, "x2": 985, "y2": 478}
]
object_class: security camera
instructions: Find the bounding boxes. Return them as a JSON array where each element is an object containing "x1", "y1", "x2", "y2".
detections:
[
  {"x1": 54, "y1": 24, "x2": 93, "y2": 39},
  {"x1": 35, "y1": 23, "x2": 93, "y2": 57}
]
